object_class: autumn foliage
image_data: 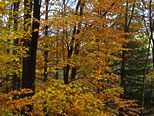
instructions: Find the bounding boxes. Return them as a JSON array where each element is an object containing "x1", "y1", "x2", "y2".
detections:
[{"x1": 0, "y1": 0, "x2": 145, "y2": 115}]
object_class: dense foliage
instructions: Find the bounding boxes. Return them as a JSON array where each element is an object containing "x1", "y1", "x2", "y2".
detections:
[{"x1": 0, "y1": 0, "x2": 153, "y2": 115}]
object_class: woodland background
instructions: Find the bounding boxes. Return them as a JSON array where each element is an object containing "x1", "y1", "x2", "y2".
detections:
[{"x1": 0, "y1": 0, "x2": 153, "y2": 116}]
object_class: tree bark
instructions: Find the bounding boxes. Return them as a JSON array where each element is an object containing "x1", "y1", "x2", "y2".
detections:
[
  {"x1": 13, "y1": 1, "x2": 20, "y2": 90},
  {"x1": 63, "y1": 0, "x2": 81, "y2": 83},
  {"x1": 120, "y1": 1, "x2": 135, "y2": 96},
  {"x1": 120, "y1": 1, "x2": 128, "y2": 95},
  {"x1": 141, "y1": 35, "x2": 151, "y2": 116},
  {"x1": 149, "y1": 0, "x2": 154, "y2": 69},
  {"x1": 22, "y1": 0, "x2": 32, "y2": 90},
  {"x1": 22, "y1": 0, "x2": 40, "y2": 91},
  {"x1": 119, "y1": 2, "x2": 135, "y2": 115},
  {"x1": 71, "y1": 3, "x2": 84, "y2": 80},
  {"x1": 29, "y1": 0, "x2": 41, "y2": 90},
  {"x1": 43, "y1": 0, "x2": 49, "y2": 82}
]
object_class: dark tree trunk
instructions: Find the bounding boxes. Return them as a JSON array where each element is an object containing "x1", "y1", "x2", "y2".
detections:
[
  {"x1": 120, "y1": 50, "x2": 126, "y2": 92},
  {"x1": 44, "y1": 0, "x2": 49, "y2": 82},
  {"x1": 44, "y1": 50, "x2": 48, "y2": 81},
  {"x1": 63, "y1": 0, "x2": 81, "y2": 83},
  {"x1": 22, "y1": 0, "x2": 40, "y2": 91},
  {"x1": 120, "y1": 1, "x2": 128, "y2": 96},
  {"x1": 29, "y1": 0, "x2": 41, "y2": 90},
  {"x1": 56, "y1": 41, "x2": 59, "y2": 80},
  {"x1": 149, "y1": 0, "x2": 154, "y2": 69},
  {"x1": 22, "y1": 0, "x2": 32, "y2": 90},
  {"x1": 5, "y1": 4, "x2": 13, "y2": 93},
  {"x1": 71, "y1": 2, "x2": 84, "y2": 80},
  {"x1": 13, "y1": 1, "x2": 20, "y2": 90},
  {"x1": 141, "y1": 35, "x2": 151, "y2": 116},
  {"x1": 120, "y1": 1, "x2": 135, "y2": 95}
]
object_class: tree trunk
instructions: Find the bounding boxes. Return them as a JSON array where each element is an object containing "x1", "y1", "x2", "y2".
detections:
[
  {"x1": 5, "y1": 4, "x2": 13, "y2": 93},
  {"x1": 22, "y1": 0, "x2": 32, "y2": 90},
  {"x1": 141, "y1": 36, "x2": 151, "y2": 116},
  {"x1": 13, "y1": 1, "x2": 20, "y2": 90},
  {"x1": 22, "y1": 0, "x2": 40, "y2": 91},
  {"x1": 43, "y1": 0, "x2": 49, "y2": 82},
  {"x1": 29, "y1": 0, "x2": 41, "y2": 90},
  {"x1": 120, "y1": 1, "x2": 128, "y2": 96},
  {"x1": 63, "y1": 0, "x2": 81, "y2": 83},
  {"x1": 148, "y1": 0, "x2": 153, "y2": 114},
  {"x1": 119, "y1": 2, "x2": 135, "y2": 115},
  {"x1": 71, "y1": 3, "x2": 83, "y2": 80},
  {"x1": 149, "y1": 0, "x2": 154, "y2": 69},
  {"x1": 120, "y1": 1, "x2": 135, "y2": 96}
]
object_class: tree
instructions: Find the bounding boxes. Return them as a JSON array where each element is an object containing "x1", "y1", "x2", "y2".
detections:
[
  {"x1": 43, "y1": 0, "x2": 49, "y2": 81},
  {"x1": 120, "y1": 0, "x2": 136, "y2": 96},
  {"x1": 12, "y1": 0, "x2": 20, "y2": 90},
  {"x1": 22, "y1": 0, "x2": 41, "y2": 90}
]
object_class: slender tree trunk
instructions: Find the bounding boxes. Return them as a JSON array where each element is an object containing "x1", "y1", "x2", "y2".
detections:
[
  {"x1": 149, "y1": 0, "x2": 154, "y2": 69},
  {"x1": 150, "y1": 75, "x2": 153, "y2": 113},
  {"x1": 43, "y1": 0, "x2": 49, "y2": 82},
  {"x1": 141, "y1": 37, "x2": 151, "y2": 116},
  {"x1": 121, "y1": 50, "x2": 126, "y2": 91},
  {"x1": 56, "y1": 41, "x2": 59, "y2": 80},
  {"x1": 71, "y1": 3, "x2": 84, "y2": 80},
  {"x1": 120, "y1": 1, "x2": 135, "y2": 96},
  {"x1": 120, "y1": 1, "x2": 128, "y2": 96},
  {"x1": 148, "y1": 0, "x2": 153, "y2": 114},
  {"x1": 63, "y1": 0, "x2": 70, "y2": 84},
  {"x1": 13, "y1": 1, "x2": 20, "y2": 90},
  {"x1": 43, "y1": 2, "x2": 49, "y2": 114},
  {"x1": 6, "y1": 3, "x2": 13, "y2": 93},
  {"x1": 62, "y1": 0, "x2": 66, "y2": 82},
  {"x1": 63, "y1": 0, "x2": 81, "y2": 83}
]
